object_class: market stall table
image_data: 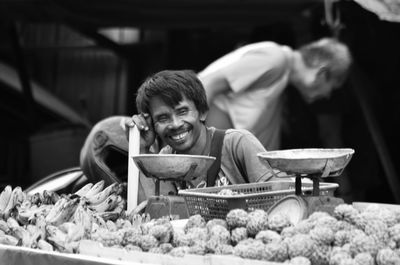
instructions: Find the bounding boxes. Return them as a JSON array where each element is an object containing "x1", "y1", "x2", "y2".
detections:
[
  {"x1": 0, "y1": 243, "x2": 139, "y2": 265},
  {"x1": 0, "y1": 240, "x2": 285, "y2": 265}
]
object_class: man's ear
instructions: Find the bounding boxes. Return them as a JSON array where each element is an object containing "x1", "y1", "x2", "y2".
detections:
[{"x1": 200, "y1": 111, "x2": 208, "y2": 123}]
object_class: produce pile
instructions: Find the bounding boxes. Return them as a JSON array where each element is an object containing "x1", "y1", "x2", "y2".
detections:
[
  {"x1": 1, "y1": 183, "x2": 400, "y2": 265},
  {"x1": 0, "y1": 181, "x2": 127, "y2": 252}
]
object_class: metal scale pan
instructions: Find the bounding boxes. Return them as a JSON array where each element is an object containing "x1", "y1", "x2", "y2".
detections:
[{"x1": 131, "y1": 154, "x2": 215, "y2": 192}]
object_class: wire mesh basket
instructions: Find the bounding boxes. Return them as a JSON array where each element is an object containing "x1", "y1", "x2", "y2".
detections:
[{"x1": 178, "y1": 180, "x2": 338, "y2": 221}]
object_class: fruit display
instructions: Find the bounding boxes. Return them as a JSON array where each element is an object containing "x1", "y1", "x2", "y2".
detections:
[
  {"x1": 1, "y1": 182, "x2": 400, "y2": 265},
  {"x1": 0, "y1": 181, "x2": 127, "y2": 252}
]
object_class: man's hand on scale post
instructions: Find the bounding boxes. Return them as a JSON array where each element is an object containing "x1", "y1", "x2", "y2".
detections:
[{"x1": 125, "y1": 113, "x2": 156, "y2": 154}]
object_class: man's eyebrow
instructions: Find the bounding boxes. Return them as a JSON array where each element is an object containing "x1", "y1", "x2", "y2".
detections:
[
  {"x1": 175, "y1": 105, "x2": 189, "y2": 110},
  {"x1": 153, "y1": 112, "x2": 166, "y2": 118}
]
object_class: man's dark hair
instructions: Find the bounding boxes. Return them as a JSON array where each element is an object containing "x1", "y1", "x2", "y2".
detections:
[{"x1": 136, "y1": 70, "x2": 209, "y2": 115}]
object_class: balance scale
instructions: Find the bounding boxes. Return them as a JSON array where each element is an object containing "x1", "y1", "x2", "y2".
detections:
[
  {"x1": 130, "y1": 148, "x2": 354, "y2": 222},
  {"x1": 131, "y1": 154, "x2": 216, "y2": 219},
  {"x1": 258, "y1": 148, "x2": 355, "y2": 224}
]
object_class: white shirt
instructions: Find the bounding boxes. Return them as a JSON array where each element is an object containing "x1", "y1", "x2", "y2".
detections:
[{"x1": 199, "y1": 42, "x2": 293, "y2": 150}]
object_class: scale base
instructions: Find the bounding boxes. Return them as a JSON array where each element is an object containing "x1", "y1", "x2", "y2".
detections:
[
  {"x1": 293, "y1": 174, "x2": 344, "y2": 216},
  {"x1": 302, "y1": 195, "x2": 344, "y2": 217},
  {"x1": 267, "y1": 195, "x2": 344, "y2": 226},
  {"x1": 145, "y1": 195, "x2": 189, "y2": 220}
]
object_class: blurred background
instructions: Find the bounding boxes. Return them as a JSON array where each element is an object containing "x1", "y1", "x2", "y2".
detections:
[{"x1": 0, "y1": 0, "x2": 399, "y2": 204}]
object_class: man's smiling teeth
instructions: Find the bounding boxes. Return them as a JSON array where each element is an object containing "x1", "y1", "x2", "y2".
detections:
[{"x1": 171, "y1": 132, "x2": 188, "y2": 140}]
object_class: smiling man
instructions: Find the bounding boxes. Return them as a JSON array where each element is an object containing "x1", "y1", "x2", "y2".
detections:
[{"x1": 127, "y1": 70, "x2": 276, "y2": 191}]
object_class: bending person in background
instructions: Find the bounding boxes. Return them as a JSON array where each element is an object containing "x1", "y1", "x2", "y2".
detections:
[
  {"x1": 125, "y1": 69, "x2": 278, "y2": 200},
  {"x1": 198, "y1": 37, "x2": 352, "y2": 151}
]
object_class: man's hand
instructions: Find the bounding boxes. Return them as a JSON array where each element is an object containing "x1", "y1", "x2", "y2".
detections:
[{"x1": 124, "y1": 113, "x2": 156, "y2": 153}]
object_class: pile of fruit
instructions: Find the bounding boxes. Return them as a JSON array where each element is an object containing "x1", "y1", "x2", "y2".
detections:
[
  {"x1": 0, "y1": 181, "x2": 126, "y2": 252},
  {"x1": 1, "y1": 182, "x2": 400, "y2": 265}
]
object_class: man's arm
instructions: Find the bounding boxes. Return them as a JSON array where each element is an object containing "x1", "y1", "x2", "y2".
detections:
[{"x1": 199, "y1": 70, "x2": 231, "y2": 106}]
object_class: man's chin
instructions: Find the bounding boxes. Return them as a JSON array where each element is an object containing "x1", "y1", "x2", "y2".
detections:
[{"x1": 167, "y1": 141, "x2": 190, "y2": 153}]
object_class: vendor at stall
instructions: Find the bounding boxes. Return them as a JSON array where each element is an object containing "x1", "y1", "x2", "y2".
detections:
[{"x1": 125, "y1": 69, "x2": 278, "y2": 195}]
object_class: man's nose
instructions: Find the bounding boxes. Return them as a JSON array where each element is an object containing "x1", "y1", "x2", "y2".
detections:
[{"x1": 168, "y1": 115, "x2": 183, "y2": 128}]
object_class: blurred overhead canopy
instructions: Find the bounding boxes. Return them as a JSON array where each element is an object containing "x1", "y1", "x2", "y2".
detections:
[
  {"x1": 0, "y1": 63, "x2": 92, "y2": 127},
  {"x1": 0, "y1": 0, "x2": 323, "y2": 29}
]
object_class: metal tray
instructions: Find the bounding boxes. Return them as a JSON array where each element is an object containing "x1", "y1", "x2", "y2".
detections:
[
  {"x1": 131, "y1": 154, "x2": 215, "y2": 181},
  {"x1": 257, "y1": 148, "x2": 355, "y2": 177}
]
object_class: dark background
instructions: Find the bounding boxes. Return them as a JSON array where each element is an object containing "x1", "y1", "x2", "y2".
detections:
[{"x1": 0, "y1": 0, "x2": 399, "y2": 204}]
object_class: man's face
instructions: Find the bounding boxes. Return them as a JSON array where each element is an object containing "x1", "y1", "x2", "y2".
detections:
[
  {"x1": 149, "y1": 95, "x2": 205, "y2": 153},
  {"x1": 294, "y1": 68, "x2": 336, "y2": 103}
]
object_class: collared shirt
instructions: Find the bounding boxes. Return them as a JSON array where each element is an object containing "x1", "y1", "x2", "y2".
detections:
[{"x1": 159, "y1": 127, "x2": 274, "y2": 190}]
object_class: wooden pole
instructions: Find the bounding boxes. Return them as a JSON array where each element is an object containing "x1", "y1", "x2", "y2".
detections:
[{"x1": 127, "y1": 125, "x2": 140, "y2": 212}]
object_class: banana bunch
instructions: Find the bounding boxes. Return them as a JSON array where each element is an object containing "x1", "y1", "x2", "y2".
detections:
[
  {"x1": 0, "y1": 185, "x2": 61, "y2": 225},
  {"x1": 9, "y1": 224, "x2": 34, "y2": 247},
  {"x1": 59, "y1": 221, "x2": 85, "y2": 242},
  {"x1": 26, "y1": 224, "x2": 43, "y2": 245},
  {"x1": 76, "y1": 181, "x2": 116, "y2": 204},
  {"x1": 89, "y1": 193, "x2": 120, "y2": 212},
  {"x1": 0, "y1": 186, "x2": 12, "y2": 211},
  {"x1": 0, "y1": 218, "x2": 9, "y2": 230},
  {"x1": 95, "y1": 196, "x2": 126, "y2": 222},
  {"x1": 46, "y1": 224, "x2": 79, "y2": 253},
  {"x1": 45, "y1": 224, "x2": 67, "y2": 249},
  {"x1": 34, "y1": 215, "x2": 47, "y2": 240},
  {"x1": 73, "y1": 203, "x2": 93, "y2": 237},
  {"x1": 78, "y1": 181, "x2": 105, "y2": 199},
  {"x1": 4, "y1": 217, "x2": 41, "y2": 248},
  {"x1": 74, "y1": 181, "x2": 126, "y2": 219},
  {"x1": 28, "y1": 190, "x2": 61, "y2": 206},
  {"x1": 45, "y1": 197, "x2": 80, "y2": 226},
  {"x1": 0, "y1": 181, "x2": 128, "y2": 253},
  {"x1": 16, "y1": 203, "x2": 53, "y2": 226},
  {"x1": 0, "y1": 234, "x2": 19, "y2": 246},
  {"x1": 44, "y1": 198, "x2": 67, "y2": 221},
  {"x1": 0, "y1": 186, "x2": 26, "y2": 219},
  {"x1": 37, "y1": 239, "x2": 53, "y2": 251}
]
